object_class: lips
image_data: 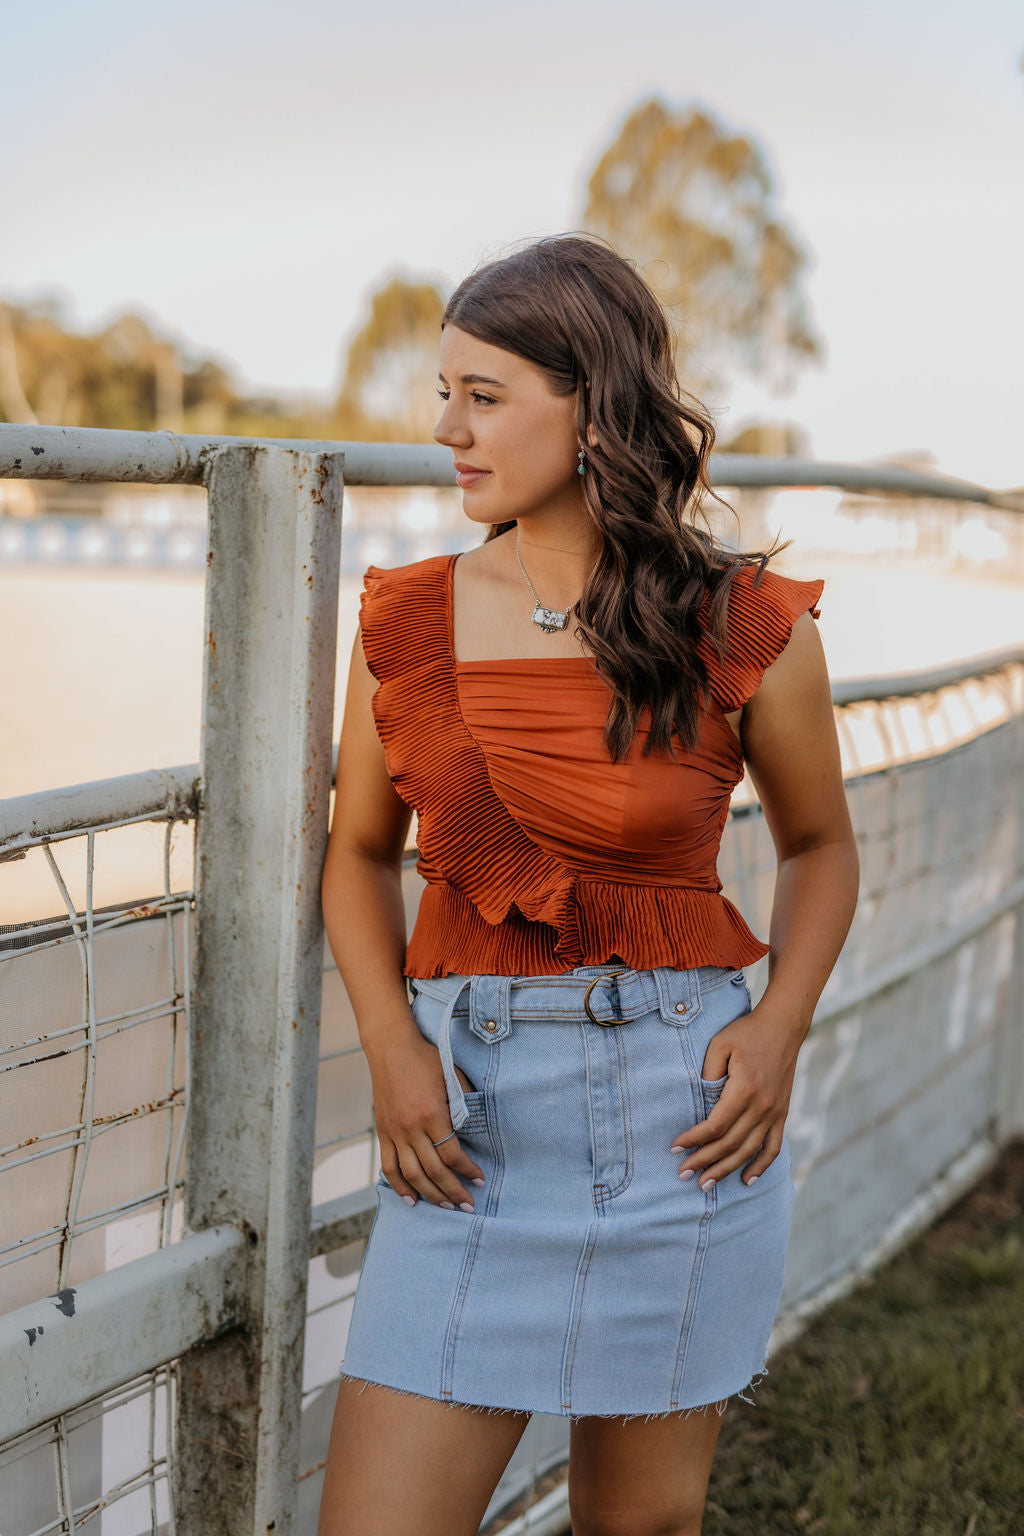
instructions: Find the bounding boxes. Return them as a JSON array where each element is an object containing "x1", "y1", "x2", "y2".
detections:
[{"x1": 454, "y1": 462, "x2": 491, "y2": 488}]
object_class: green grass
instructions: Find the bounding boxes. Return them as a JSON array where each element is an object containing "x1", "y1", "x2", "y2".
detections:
[{"x1": 703, "y1": 1138, "x2": 1024, "y2": 1536}]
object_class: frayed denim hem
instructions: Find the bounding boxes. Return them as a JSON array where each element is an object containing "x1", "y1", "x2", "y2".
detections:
[
  {"x1": 567, "y1": 1361, "x2": 770, "y2": 1424},
  {"x1": 338, "y1": 1371, "x2": 530, "y2": 1417},
  {"x1": 337, "y1": 1361, "x2": 769, "y2": 1423}
]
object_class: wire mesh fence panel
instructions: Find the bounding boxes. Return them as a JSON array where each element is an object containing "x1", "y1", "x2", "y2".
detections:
[
  {"x1": 0, "y1": 1366, "x2": 178, "y2": 1536},
  {"x1": 1, "y1": 816, "x2": 195, "y2": 1311},
  {"x1": 2, "y1": 423, "x2": 1022, "y2": 1533},
  {"x1": 1, "y1": 806, "x2": 196, "y2": 1532}
]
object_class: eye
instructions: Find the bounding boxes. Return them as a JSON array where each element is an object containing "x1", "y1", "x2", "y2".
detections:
[{"x1": 436, "y1": 388, "x2": 497, "y2": 406}]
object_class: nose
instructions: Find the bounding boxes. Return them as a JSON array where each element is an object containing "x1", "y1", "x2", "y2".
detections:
[{"x1": 433, "y1": 399, "x2": 471, "y2": 450}]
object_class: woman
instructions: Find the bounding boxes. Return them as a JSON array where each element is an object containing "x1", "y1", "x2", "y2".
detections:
[{"x1": 318, "y1": 233, "x2": 859, "y2": 1536}]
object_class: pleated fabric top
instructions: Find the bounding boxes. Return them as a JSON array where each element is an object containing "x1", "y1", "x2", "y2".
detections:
[{"x1": 360, "y1": 551, "x2": 825, "y2": 979}]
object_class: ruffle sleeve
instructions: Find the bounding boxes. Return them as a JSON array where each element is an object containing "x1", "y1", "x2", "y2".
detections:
[
  {"x1": 698, "y1": 562, "x2": 825, "y2": 712},
  {"x1": 359, "y1": 563, "x2": 412, "y2": 685}
]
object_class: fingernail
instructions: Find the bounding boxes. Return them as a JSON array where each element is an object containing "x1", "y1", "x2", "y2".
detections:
[
  {"x1": 670, "y1": 1146, "x2": 684, "y2": 1154},
  {"x1": 747, "y1": 1175, "x2": 760, "y2": 1185},
  {"x1": 458, "y1": 1201, "x2": 475, "y2": 1213},
  {"x1": 471, "y1": 1177, "x2": 485, "y2": 1186},
  {"x1": 440, "y1": 1201, "x2": 456, "y2": 1209},
  {"x1": 678, "y1": 1169, "x2": 695, "y2": 1181},
  {"x1": 402, "y1": 1195, "x2": 416, "y2": 1206},
  {"x1": 699, "y1": 1177, "x2": 716, "y2": 1191}
]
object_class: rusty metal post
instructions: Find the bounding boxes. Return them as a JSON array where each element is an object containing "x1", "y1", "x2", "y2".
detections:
[{"x1": 172, "y1": 444, "x2": 343, "y2": 1534}]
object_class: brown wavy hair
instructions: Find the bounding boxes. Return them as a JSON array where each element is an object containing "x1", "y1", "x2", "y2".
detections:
[{"x1": 441, "y1": 231, "x2": 792, "y2": 763}]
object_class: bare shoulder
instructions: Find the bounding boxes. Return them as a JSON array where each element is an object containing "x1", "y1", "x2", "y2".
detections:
[
  {"x1": 741, "y1": 608, "x2": 832, "y2": 750},
  {"x1": 752, "y1": 608, "x2": 827, "y2": 696}
]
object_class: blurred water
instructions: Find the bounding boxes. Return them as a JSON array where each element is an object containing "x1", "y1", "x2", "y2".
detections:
[{"x1": 1, "y1": 545, "x2": 1021, "y2": 804}]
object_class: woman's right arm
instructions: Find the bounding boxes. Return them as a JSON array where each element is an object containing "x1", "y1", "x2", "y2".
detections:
[
  {"x1": 321, "y1": 624, "x2": 419, "y2": 1058},
  {"x1": 320, "y1": 624, "x2": 484, "y2": 1210}
]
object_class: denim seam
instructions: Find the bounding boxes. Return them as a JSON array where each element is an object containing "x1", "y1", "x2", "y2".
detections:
[
  {"x1": 440, "y1": 1218, "x2": 487, "y2": 1400},
  {"x1": 560, "y1": 1223, "x2": 600, "y2": 1412},
  {"x1": 579, "y1": 1022, "x2": 606, "y2": 1219},
  {"x1": 667, "y1": 1025, "x2": 719, "y2": 1407},
  {"x1": 600, "y1": 1024, "x2": 635, "y2": 1201},
  {"x1": 679, "y1": 1007, "x2": 709, "y2": 1089},
  {"x1": 484, "y1": 1040, "x2": 507, "y2": 1219},
  {"x1": 670, "y1": 1186, "x2": 717, "y2": 1409}
]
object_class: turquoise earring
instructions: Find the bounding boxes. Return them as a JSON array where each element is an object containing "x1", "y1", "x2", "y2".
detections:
[{"x1": 578, "y1": 446, "x2": 586, "y2": 476}]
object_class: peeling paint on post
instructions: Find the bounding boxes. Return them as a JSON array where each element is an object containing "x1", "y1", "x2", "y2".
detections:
[{"x1": 172, "y1": 444, "x2": 344, "y2": 1535}]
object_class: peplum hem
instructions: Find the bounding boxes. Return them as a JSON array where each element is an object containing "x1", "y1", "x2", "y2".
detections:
[{"x1": 404, "y1": 879, "x2": 771, "y2": 980}]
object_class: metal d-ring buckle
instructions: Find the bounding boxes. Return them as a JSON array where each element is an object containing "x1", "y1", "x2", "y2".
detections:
[{"x1": 583, "y1": 970, "x2": 627, "y2": 1026}]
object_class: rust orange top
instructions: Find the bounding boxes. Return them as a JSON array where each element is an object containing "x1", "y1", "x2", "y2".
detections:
[{"x1": 360, "y1": 552, "x2": 825, "y2": 979}]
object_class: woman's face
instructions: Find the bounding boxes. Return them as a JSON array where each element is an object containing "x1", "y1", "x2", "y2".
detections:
[{"x1": 433, "y1": 324, "x2": 582, "y2": 528}]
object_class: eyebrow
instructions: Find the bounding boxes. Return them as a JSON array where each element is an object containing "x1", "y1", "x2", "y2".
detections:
[{"x1": 438, "y1": 372, "x2": 508, "y2": 387}]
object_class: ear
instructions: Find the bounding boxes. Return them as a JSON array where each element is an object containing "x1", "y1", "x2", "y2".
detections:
[{"x1": 582, "y1": 380, "x2": 600, "y2": 451}]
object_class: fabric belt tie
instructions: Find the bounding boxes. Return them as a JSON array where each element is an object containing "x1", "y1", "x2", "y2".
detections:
[{"x1": 436, "y1": 976, "x2": 473, "y2": 1131}]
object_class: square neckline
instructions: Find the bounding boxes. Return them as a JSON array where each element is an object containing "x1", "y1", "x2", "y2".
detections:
[
  {"x1": 441, "y1": 553, "x2": 743, "y2": 760},
  {"x1": 447, "y1": 551, "x2": 600, "y2": 671}
]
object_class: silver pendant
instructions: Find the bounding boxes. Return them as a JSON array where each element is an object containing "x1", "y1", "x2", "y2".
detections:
[{"x1": 531, "y1": 603, "x2": 570, "y2": 633}]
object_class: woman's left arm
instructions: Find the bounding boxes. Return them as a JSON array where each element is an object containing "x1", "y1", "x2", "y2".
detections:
[{"x1": 672, "y1": 609, "x2": 861, "y2": 1189}]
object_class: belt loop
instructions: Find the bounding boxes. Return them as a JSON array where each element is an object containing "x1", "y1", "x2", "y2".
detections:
[
  {"x1": 652, "y1": 965, "x2": 698, "y2": 1025},
  {"x1": 436, "y1": 977, "x2": 472, "y2": 1131},
  {"x1": 469, "y1": 974, "x2": 513, "y2": 1045}
]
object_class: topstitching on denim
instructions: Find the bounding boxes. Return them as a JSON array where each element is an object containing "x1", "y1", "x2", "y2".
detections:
[{"x1": 410, "y1": 962, "x2": 742, "y2": 1018}]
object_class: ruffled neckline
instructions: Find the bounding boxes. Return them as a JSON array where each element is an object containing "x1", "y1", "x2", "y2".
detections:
[{"x1": 445, "y1": 551, "x2": 743, "y2": 758}]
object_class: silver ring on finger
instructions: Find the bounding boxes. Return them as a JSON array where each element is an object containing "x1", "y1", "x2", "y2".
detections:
[{"x1": 431, "y1": 1130, "x2": 457, "y2": 1147}]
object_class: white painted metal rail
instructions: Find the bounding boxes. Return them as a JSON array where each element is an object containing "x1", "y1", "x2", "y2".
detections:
[{"x1": 1, "y1": 420, "x2": 1022, "y2": 1535}]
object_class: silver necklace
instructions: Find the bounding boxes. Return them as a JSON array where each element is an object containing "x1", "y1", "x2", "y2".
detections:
[{"x1": 515, "y1": 529, "x2": 572, "y2": 633}]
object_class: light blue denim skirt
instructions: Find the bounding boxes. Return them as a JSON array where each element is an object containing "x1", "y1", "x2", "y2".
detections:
[{"x1": 339, "y1": 962, "x2": 795, "y2": 1421}]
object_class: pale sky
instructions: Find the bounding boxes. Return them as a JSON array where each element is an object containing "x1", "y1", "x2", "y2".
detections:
[{"x1": 3, "y1": 0, "x2": 1022, "y2": 486}]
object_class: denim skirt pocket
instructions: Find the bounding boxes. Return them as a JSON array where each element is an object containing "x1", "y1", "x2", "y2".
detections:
[{"x1": 667, "y1": 968, "x2": 751, "y2": 1102}]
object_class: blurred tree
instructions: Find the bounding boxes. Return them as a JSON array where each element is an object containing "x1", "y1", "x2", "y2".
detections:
[
  {"x1": 97, "y1": 313, "x2": 185, "y2": 432},
  {"x1": 581, "y1": 97, "x2": 824, "y2": 412},
  {"x1": 183, "y1": 356, "x2": 235, "y2": 436},
  {"x1": 87, "y1": 312, "x2": 185, "y2": 432},
  {"x1": 717, "y1": 420, "x2": 810, "y2": 456},
  {"x1": 0, "y1": 296, "x2": 334, "y2": 440},
  {"x1": 333, "y1": 275, "x2": 448, "y2": 442},
  {"x1": 0, "y1": 302, "x2": 38, "y2": 423}
]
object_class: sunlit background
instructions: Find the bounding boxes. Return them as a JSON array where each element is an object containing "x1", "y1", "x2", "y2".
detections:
[
  {"x1": 2, "y1": 7, "x2": 1023, "y2": 1531},
  {"x1": 2, "y1": 0, "x2": 1022, "y2": 810}
]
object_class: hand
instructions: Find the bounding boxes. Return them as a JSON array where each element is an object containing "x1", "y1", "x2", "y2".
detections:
[
  {"x1": 368, "y1": 1034, "x2": 486, "y2": 1210},
  {"x1": 671, "y1": 1006, "x2": 801, "y2": 1190}
]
